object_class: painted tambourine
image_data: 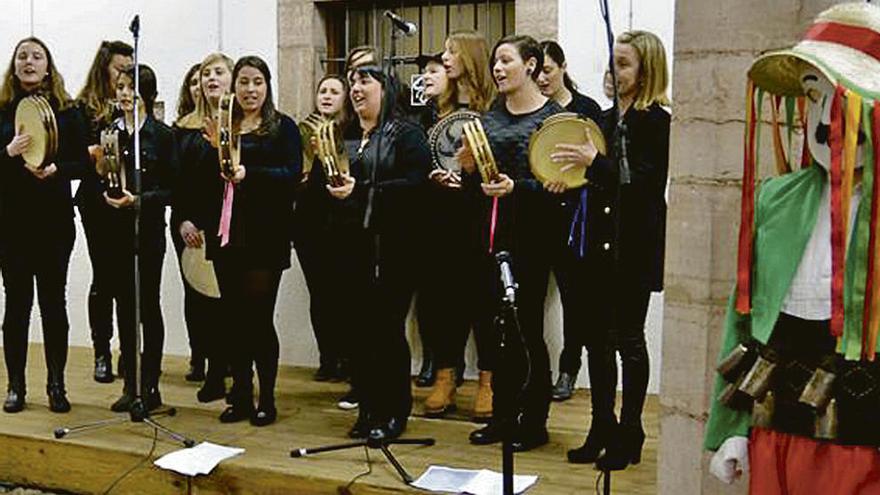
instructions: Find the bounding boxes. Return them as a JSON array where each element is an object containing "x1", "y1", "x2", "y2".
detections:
[
  {"x1": 181, "y1": 232, "x2": 220, "y2": 299},
  {"x1": 428, "y1": 110, "x2": 481, "y2": 173},
  {"x1": 14, "y1": 95, "x2": 58, "y2": 171},
  {"x1": 528, "y1": 112, "x2": 606, "y2": 189},
  {"x1": 217, "y1": 93, "x2": 240, "y2": 179}
]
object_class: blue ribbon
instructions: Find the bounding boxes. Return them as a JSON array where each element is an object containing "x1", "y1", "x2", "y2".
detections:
[{"x1": 568, "y1": 188, "x2": 588, "y2": 258}]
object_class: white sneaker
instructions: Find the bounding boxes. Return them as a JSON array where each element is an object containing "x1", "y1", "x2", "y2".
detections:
[{"x1": 337, "y1": 391, "x2": 359, "y2": 410}]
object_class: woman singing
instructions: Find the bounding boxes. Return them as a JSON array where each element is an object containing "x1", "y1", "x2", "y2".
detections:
[
  {"x1": 535, "y1": 40, "x2": 604, "y2": 403},
  {"x1": 175, "y1": 63, "x2": 201, "y2": 127},
  {"x1": 173, "y1": 53, "x2": 233, "y2": 401},
  {"x1": 294, "y1": 75, "x2": 353, "y2": 386},
  {"x1": 330, "y1": 64, "x2": 430, "y2": 440},
  {"x1": 178, "y1": 56, "x2": 302, "y2": 426},
  {"x1": 75, "y1": 40, "x2": 133, "y2": 384},
  {"x1": 100, "y1": 64, "x2": 174, "y2": 412},
  {"x1": 422, "y1": 30, "x2": 499, "y2": 423},
  {"x1": 462, "y1": 35, "x2": 563, "y2": 452},
  {"x1": 565, "y1": 30, "x2": 669, "y2": 470},
  {"x1": 0, "y1": 37, "x2": 89, "y2": 413}
]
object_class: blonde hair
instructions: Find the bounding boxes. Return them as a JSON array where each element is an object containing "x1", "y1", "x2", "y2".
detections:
[
  {"x1": 0, "y1": 37, "x2": 73, "y2": 111},
  {"x1": 176, "y1": 52, "x2": 234, "y2": 129},
  {"x1": 617, "y1": 30, "x2": 670, "y2": 110},
  {"x1": 438, "y1": 31, "x2": 495, "y2": 115}
]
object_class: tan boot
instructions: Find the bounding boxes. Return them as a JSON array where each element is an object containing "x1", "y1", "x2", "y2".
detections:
[
  {"x1": 472, "y1": 370, "x2": 493, "y2": 423},
  {"x1": 424, "y1": 368, "x2": 457, "y2": 417}
]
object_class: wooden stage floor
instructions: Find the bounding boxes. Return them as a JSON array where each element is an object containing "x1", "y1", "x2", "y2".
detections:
[{"x1": 0, "y1": 345, "x2": 657, "y2": 494}]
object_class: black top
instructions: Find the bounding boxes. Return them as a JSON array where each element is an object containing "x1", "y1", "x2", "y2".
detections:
[
  {"x1": 0, "y1": 97, "x2": 89, "y2": 247},
  {"x1": 175, "y1": 114, "x2": 302, "y2": 269},
  {"x1": 586, "y1": 102, "x2": 670, "y2": 291},
  {"x1": 73, "y1": 100, "x2": 115, "y2": 209},
  {"x1": 97, "y1": 116, "x2": 175, "y2": 254},
  {"x1": 566, "y1": 90, "x2": 603, "y2": 125},
  {"x1": 466, "y1": 98, "x2": 564, "y2": 251},
  {"x1": 331, "y1": 118, "x2": 431, "y2": 236}
]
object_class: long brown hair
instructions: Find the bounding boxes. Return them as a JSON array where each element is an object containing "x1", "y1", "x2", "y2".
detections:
[
  {"x1": 232, "y1": 55, "x2": 280, "y2": 136},
  {"x1": 314, "y1": 74, "x2": 352, "y2": 128},
  {"x1": 77, "y1": 40, "x2": 133, "y2": 124},
  {"x1": 438, "y1": 31, "x2": 495, "y2": 116},
  {"x1": 176, "y1": 52, "x2": 234, "y2": 129},
  {"x1": 0, "y1": 37, "x2": 73, "y2": 111},
  {"x1": 176, "y1": 63, "x2": 201, "y2": 121}
]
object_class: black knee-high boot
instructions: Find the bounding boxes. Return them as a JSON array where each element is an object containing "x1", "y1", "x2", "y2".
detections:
[{"x1": 567, "y1": 344, "x2": 617, "y2": 463}]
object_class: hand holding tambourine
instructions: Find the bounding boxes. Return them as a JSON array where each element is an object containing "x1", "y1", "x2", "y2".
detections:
[
  {"x1": 326, "y1": 173, "x2": 355, "y2": 199},
  {"x1": 553, "y1": 127, "x2": 599, "y2": 173},
  {"x1": 6, "y1": 125, "x2": 32, "y2": 158},
  {"x1": 30, "y1": 163, "x2": 56, "y2": 180}
]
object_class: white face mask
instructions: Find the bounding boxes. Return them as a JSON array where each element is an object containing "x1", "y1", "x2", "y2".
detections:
[{"x1": 801, "y1": 68, "x2": 865, "y2": 171}]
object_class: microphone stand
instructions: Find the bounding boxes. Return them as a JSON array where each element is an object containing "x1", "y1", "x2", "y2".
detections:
[{"x1": 54, "y1": 15, "x2": 194, "y2": 448}]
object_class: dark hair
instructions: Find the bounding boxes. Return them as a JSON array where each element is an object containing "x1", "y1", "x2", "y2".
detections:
[
  {"x1": 119, "y1": 64, "x2": 158, "y2": 117},
  {"x1": 315, "y1": 74, "x2": 352, "y2": 128},
  {"x1": 77, "y1": 40, "x2": 133, "y2": 123},
  {"x1": 0, "y1": 37, "x2": 73, "y2": 111},
  {"x1": 540, "y1": 40, "x2": 577, "y2": 92},
  {"x1": 492, "y1": 34, "x2": 543, "y2": 81},
  {"x1": 232, "y1": 55, "x2": 280, "y2": 136},
  {"x1": 176, "y1": 63, "x2": 201, "y2": 120},
  {"x1": 348, "y1": 65, "x2": 403, "y2": 125},
  {"x1": 345, "y1": 45, "x2": 377, "y2": 75}
]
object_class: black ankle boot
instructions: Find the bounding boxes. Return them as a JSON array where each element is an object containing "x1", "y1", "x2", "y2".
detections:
[
  {"x1": 596, "y1": 423, "x2": 645, "y2": 471},
  {"x1": 47, "y1": 383, "x2": 70, "y2": 413},
  {"x1": 567, "y1": 418, "x2": 616, "y2": 464},
  {"x1": 348, "y1": 410, "x2": 372, "y2": 439},
  {"x1": 94, "y1": 354, "x2": 114, "y2": 383},
  {"x1": 415, "y1": 353, "x2": 435, "y2": 388},
  {"x1": 3, "y1": 378, "x2": 25, "y2": 413},
  {"x1": 186, "y1": 359, "x2": 206, "y2": 382}
]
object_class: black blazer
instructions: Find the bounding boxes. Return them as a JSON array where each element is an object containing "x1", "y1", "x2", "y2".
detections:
[
  {"x1": 0, "y1": 97, "x2": 89, "y2": 247},
  {"x1": 586, "y1": 102, "x2": 670, "y2": 291}
]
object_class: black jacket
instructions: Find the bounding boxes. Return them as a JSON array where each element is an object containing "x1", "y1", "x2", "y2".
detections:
[
  {"x1": 0, "y1": 97, "x2": 89, "y2": 246},
  {"x1": 586, "y1": 102, "x2": 669, "y2": 291}
]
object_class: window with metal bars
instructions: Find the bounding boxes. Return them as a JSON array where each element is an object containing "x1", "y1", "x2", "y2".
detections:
[{"x1": 319, "y1": 0, "x2": 516, "y2": 83}]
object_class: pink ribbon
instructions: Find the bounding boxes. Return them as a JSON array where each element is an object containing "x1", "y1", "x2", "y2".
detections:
[
  {"x1": 218, "y1": 181, "x2": 234, "y2": 247},
  {"x1": 488, "y1": 197, "x2": 499, "y2": 254}
]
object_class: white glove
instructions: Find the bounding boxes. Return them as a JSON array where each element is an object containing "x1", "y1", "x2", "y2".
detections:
[{"x1": 710, "y1": 436, "x2": 749, "y2": 484}]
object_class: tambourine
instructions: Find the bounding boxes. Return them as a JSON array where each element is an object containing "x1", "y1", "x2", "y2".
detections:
[
  {"x1": 314, "y1": 118, "x2": 349, "y2": 188},
  {"x1": 428, "y1": 110, "x2": 481, "y2": 173},
  {"x1": 462, "y1": 118, "x2": 499, "y2": 184},
  {"x1": 298, "y1": 112, "x2": 324, "y2": 177},
  {"x1": 217, "y1": 93, "x2": 240, "y2": 179},
  {"x1": 98, "y1": 129, "x2": 126, "y2": 199},
  {"x1": 528, "y1": 112, "x2": 606, "y2": 189},
  {"x1": 14, "y1": 95, "x2": 58, "y2": 171},
  {"x1": 181, "y1": 233, "x2": 221, "y2": 299}
]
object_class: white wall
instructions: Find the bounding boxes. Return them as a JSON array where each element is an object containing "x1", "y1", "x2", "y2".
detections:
[{"x1": 556, "y1": 0, "x2": 675, "y2": 394}]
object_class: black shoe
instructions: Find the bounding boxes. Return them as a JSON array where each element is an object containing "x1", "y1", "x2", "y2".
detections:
[
  {"x1": 94, "y1": 355, "x2": 114, "y2": 384},
  {"x1": 313, "y1": 364, "x2": 336, "y2": 382},
  {"x1": 596, "y1": 423, "x2": 646, "y2": 471},
  {"x1": 511, "y1": 426, "x2": 549, "y2": 452},
  {"x1": 368, "y1": 416, "x2": 407, "y2": 442},
  {"x1": 197, "y1": 381, "x2": 227, "y2": 403},
  {"x1": 185, "y1": 363, "x2": 206, "y2": 382},
  {"x1": 143, "y1": 388, "x2": 163, "y2": 412},
  {"x1": 219, "y1": 404, "x2": 253, "y2": 423},
  {"x1": 111, "y1": 392, "x2": 135, "y2": 412},
  {"x1": 47, "y1": 384, "x2": 71, "y2": 413},
  {"x1": 250, "y1": 405, "x2": 277, "y2": 427},
  {"x1": 415, "y1": 359, "x2": 435, "y2": 388},
  {"x1": 552, "y1": 372, "x2": 576, "y2": 402},
  {"x1": 469, "y1": 422, "x2": 504, "y2": 445},
  {"x1": 348, "y1": 412, "x2": 372, "y2": 439},
  {"x1": 567, "y1": 418, "x2": 615, "y2": 464},
  {"x1": 3, "y1": 387, "x2": 25, "y2": 413}
]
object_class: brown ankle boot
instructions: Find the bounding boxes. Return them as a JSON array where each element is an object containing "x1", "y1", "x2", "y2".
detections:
[
  {"x1": 424, "y1": 368, "x2": 456, "y2": 417},
  {"x1": 472, "y1": 370, "x2": 493, "y2": 422}
]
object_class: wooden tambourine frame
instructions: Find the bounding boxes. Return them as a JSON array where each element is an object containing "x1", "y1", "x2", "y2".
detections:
[{"x1": 14, "y1": 95, "x2": 58, "y2": 171}]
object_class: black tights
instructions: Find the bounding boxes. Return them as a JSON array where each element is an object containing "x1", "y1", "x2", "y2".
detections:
[{"x1": 214, "y1": 260, "x2": 282, "y2": 409}]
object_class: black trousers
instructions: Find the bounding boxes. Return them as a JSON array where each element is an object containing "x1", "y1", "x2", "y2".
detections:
[
  {"x1": 295, "y1": 228, "x2": 350, "y2": 370},
  {"x1": 171, "y1": 230, "x2": 224, "y2": 378},
  {"x1": 419, "y1": 225, "x2": 499, "y2": 372},
  {"x1": 349, "y1": 230, "x2": 416, "y2": 422},
  {"x1": 213, "y1": 257, "x2": 283, "y2": 408},
  {"x1": 109, "y1": 247, "x2": 166, "y2": 392},
  {"x1": 79, "y1": 204, "x2": 116, "y2": 358},
  {"x1": 1, "y1": 233, "x2": 75, "y2": 391}
]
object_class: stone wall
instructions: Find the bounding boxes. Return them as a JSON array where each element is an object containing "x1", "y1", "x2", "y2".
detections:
[
  {"x1": 659, "y1": 1, "x2": 844, "y2": 494},
  {"x1": 277, "y1": 0, "x2": 326, "y2": 120}
]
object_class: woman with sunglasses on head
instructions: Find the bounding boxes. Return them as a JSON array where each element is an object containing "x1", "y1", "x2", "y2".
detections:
[
  {"x1": 420, "y1": 31, "x2": 500, "y2": 424},
  {"x1": 0, "y1": 37, "x2": 89, "y2": 413},
  {"x1": 460, "y1": 34, "x2": 565, "y2": 452},
  {"x1": 328, "y1": 64, "x2": 431, "y2": 440},
  {"x1": 178, "y1": 55, "x2": 302, "y2": 426},
  {"x1": 172, "y1": 53, "x2": 234, "y2": 402},
  {"x1": 563, "y1": 30, "x2": 670, "y2": 471},
  {"x1": 97, "y1": 64, "x2": 175, "y2": 412},
  {"x1": 75, "y1": 40, "x2": 134, "y2": 384}
]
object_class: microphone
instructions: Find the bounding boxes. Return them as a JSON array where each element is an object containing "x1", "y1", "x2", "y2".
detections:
[
  {"x1": 384, "y1": 10, "x2": 418, "y2": 36},
  {"x1": 129, "y1": 15, "x2": 140, "y2": 36},
  {"x1": 495, "y1": 251, "x2": 517, "y2": 304}
]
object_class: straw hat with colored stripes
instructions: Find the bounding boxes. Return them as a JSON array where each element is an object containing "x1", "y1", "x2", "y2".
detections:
[{"x1": 748, "y1": 2, "x2": 880, "y2": 99}]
